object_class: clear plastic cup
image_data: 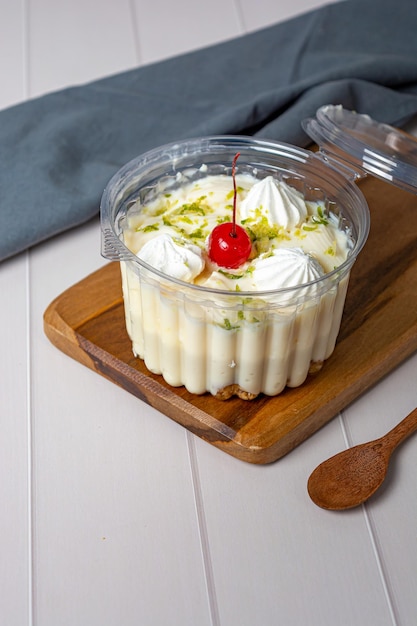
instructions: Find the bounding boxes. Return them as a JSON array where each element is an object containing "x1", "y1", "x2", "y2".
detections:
[{"x1": 100, "y1": 136, "x2": 370, "y2": 400}]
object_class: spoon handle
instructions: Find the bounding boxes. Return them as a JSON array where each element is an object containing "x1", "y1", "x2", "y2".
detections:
[{"x1": 378, "y1": 406, "x2": 417, "y2": 454}]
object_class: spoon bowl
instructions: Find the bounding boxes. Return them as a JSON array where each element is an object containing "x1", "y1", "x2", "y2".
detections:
[{"x1": 308, "y1": 407, "x2": 417, "y2": 510}]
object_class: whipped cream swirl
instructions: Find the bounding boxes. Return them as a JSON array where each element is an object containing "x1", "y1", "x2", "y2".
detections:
[
  {"x1": 202, "y1": 247, "x2": 324, "y2": 295},
  {"x1": 252, "y1": 248, "x2": 324, "y2": 291},
  {"x1": 137, "y1": 233, "x2": 204, "y2": 281},
  {"x1": 240, "y1": 176, "x2": 308, "y2": 230}
]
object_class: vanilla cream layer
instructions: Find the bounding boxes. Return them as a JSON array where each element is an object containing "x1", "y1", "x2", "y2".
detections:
[{"x1": 120, "y1": 261, "x2": 349, "y2": 397}]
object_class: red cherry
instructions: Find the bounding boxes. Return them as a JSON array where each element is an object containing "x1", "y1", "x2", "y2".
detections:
[
  {"x1": 208, "y1": 222, "x2": 252, "y2": 268},
  {"x1": 207, "y1": 152, "x2": 252, "y2": 269}
]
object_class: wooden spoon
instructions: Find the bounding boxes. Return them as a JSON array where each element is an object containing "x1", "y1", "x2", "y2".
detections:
[{"x1": 307, "y1": 407, "x2": 417, "y2": 510}]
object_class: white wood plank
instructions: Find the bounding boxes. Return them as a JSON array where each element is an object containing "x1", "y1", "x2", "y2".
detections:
[
  {"x1": 0, "y1": 255, "x2": 31, "y2": 626},
  {"x1": 24, "y1": 0, "x2": 215, "y2": 621},
  {"x1": 28, "y1": 0, "x2": 138, "y2": 97},
  {"x1": 28, "y1": 225, "x2": 212, "y2": 625},
  {"x1": 193, "y1": 417, "x2": 397, "y2": 625},
  {"x1": 0, "y1": 0, "x2": 26, "y2": 108},
  {"x1": 342, "y1": 353, "x2": 417, "y2": 625},
  {"x1": 0, "y1": 4, "x2": 32, "y2": 626},
  {"x1": 238, "y1": 0, "x2": 339, "y2": 32},
  {"x1": 131, "y1": 0, "x2": 242, "y2": 65}
]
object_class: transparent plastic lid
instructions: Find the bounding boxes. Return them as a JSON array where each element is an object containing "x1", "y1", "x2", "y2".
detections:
[{"x1": 303, "y1": 105, "x2": 417, "y2": 194}]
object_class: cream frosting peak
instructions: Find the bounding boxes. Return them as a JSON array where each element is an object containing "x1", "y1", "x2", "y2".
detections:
[
  {"x1": 239, "y1": 176, "x2": 308, "y2": 230},
  {"x1": 201, "y1": 248, "x2": 324, "y2": 294},
  {"x1": 137, "y1": 233, "x2": 204, "y2": 281},
  {"x1": 252, "y1": 248, "x2": 324, "y2": 292}
]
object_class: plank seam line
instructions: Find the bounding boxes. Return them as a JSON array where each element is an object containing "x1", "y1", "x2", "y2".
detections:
[
  {"x1": 187, "y1": 433, "x2": 221, "y2": 626},
  {"x1": 128, "y1": 0, "x2": 143, "y2": 66},
  {"x1": 340, "y1": 412, "x2": 400, "y2": 625},
  {"x1": 26, "y1": 250, "x2": 34, "y2": 626}
]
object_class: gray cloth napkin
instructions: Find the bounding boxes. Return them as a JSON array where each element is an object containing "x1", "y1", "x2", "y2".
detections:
[{"x1": 2, "y1": 0, "x2": 417, "y2": 262}]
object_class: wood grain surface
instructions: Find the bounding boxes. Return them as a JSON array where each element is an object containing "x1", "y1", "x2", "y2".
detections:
[{"x1": 43, "y1": 175, "x2": 417, "y2": 463}]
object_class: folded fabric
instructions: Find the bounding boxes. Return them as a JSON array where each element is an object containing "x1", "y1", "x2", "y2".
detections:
[{"x1": 2, "y1": 0, "x2": 417, "y2": 262}]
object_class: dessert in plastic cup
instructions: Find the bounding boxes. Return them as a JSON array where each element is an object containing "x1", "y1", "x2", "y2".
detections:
[{"x1": 101, "y1": 136, "x2": 369, "y2": 400}]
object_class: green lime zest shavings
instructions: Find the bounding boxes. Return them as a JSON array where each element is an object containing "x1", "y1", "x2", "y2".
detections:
[
  {"x1": 294, "y1": 228, "x2": 307, "y2": 239},
  {"x1": 218, "y1": 269, "x2": 245, "y2": 280},
  {"x1": 226, "y1": 185, "x2": 244, "y2": 200},
  {"x1": 311, "y1": 205, "x2": 329, "y2": 226},
  {"x1": 154, "y1": 198, "x2": 178, "y2": 215},
  {"x1": 162, "y1": 215, "x2": 174, "y2": 227},
  {"x1": 243, "y1": 215, "x2": 288, "y2": 242},
  {"x1": 179, "y1": 199, "x2": 208, "y2": 216},
  {"x1": 325, "y1": 244, "x2": 336, "y2": 256},
  {"x1": 236, "y1": 310, "x2": 260, "y2": 324},
  {"x1": 188, "y1": 228, "x2": 206, "y2": 240},
  {"x1": 137, "y1": 223, "x2": 159, "y2": 232},
  {"x1": 222, "y1": 318, "x2": 240, "y2": 331},
  {"x1": 218, "y1": 264, "x2": 255, "y2": 281}
]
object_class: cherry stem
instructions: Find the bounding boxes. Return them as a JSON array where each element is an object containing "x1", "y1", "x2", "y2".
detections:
[{"x1": 231, "y1": 152, "x2": 240, "y2": 237}]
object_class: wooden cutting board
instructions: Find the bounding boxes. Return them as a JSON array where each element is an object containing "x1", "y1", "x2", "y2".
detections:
[{"x1": 44, "y1": 175, "x2": 417, "y2": 464}]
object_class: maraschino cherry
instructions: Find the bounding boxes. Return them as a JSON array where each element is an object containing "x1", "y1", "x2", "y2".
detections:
[{"x1": 208, "y1": 152, "x2": 252, "y2": 269}]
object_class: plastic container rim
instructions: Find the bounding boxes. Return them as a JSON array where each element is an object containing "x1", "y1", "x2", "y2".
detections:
[{"x1": 100, "y1": 134, "x2": 370, "y2": 298}]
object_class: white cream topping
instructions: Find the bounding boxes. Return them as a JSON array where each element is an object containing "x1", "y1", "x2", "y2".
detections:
[
  {"x1": 251, "y1": 248, "x2": 324, "y2": 291},
  {"x1": 137, "y1": 233, "x2": 204, "y2": 281},
  {"x1": 239, "y1": 176, "x2": 307, "y2": 230},
  {"x1": 202, "y1": 248, "x2": 324, "y2": 294},
  {"x1": 125, "y1": 173, "x2": 350, "y2": 292}
]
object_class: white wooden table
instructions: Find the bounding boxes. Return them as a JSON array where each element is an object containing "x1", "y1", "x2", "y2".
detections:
[{"x1": 1, "y1": 1, "x2": 416, "y2": 624}]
